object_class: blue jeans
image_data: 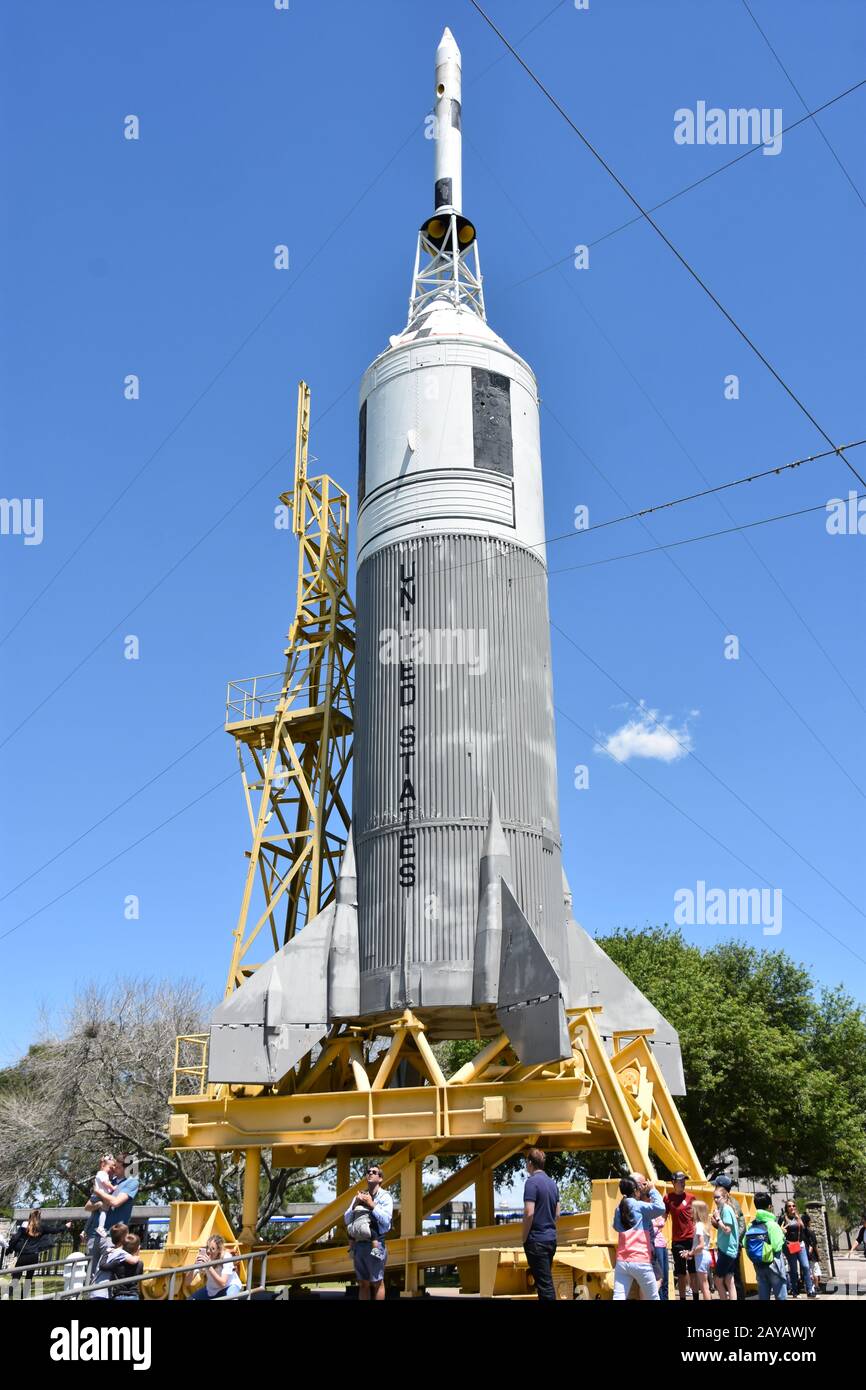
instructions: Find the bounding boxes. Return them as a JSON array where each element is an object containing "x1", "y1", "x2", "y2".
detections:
[
  {"x1": 653, "y1": 1248, "x2": 669, "y2": 1300},
  {"x1": 786, "y1": 1245, "x2": 814, "y2": 1295},
  {"x1": 756, "y1": 1260, "x2": 788, "y2": 1300}
]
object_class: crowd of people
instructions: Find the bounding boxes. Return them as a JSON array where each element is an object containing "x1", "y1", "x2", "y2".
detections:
[
  {"x1": 345, "y1": 1154, "x2": 864, "y2": 1305},
  {"x1": 514, "y1": 1153, "x2": 829, "y2": 1302},
  {"x1": 2, "y1": 1144, "x2": 857, "y2": 1302},
  {"x1": 605, "y1": 1169, "x2": 822, "y2": 1302}
]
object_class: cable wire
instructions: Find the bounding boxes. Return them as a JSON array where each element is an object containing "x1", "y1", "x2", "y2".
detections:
[
  {"x1": 0, "y1": 772, "x2": 237, "y2": 944},
  {"x1": 552, "y1": 620, "x2": 866, "y2": 920},
  {"x1": 503, "y1": 77, "x2": 866, "y2": 292},
  {"x1": 555, "y1": 703, "x2": 866, "y2": 969},
  {"x1": 466, "y1": 0, "x2": 866, "y2": 488},
  {"x1": 740, "y1": 0, "x2": 866, "y2": 209}
]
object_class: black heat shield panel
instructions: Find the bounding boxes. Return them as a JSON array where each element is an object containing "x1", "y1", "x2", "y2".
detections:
[{"x1": 471, "y1": 368, "x2": 513, "y2": 476}]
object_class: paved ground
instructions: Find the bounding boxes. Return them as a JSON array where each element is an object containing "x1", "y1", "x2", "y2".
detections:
[{"x1": 810, "y1": 1254, "x2": 865, "y2": 1301}]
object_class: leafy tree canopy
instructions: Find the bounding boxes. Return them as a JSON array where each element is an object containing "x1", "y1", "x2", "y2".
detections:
[
  {"x1": 596, "y1": 927, "x2": 866, "y2": 1181},
  {"x1": 436, "y1": 928, "x2": 866, "y2": 1192}
]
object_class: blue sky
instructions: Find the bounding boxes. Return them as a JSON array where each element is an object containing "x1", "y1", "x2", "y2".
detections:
[{"x1": 1, "y1": 0, "x2": 864, "y2": 1065}]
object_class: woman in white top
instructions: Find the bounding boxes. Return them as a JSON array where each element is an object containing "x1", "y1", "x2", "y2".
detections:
[
  {"x1": 691, "y1": 1200, "x2": 712, "y2": 1300},
  {"x1": 185, "y1": 1234, "x2": 243, "y2": 1300}
]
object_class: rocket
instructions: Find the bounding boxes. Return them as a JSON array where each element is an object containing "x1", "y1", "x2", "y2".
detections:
[{"x1": 208, "y1": 30, "x2": 686, "y2": 1094}]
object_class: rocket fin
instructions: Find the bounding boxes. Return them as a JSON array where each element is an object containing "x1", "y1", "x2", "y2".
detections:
[
  {"x1": 495, "y1": 880, "x2": 571, "y2": 1065},
  {"x1": 471, "y1": 794, "x2": 512, "y2": 1005},
  {"x1": 208, "y1": 906, "x2": 334, "y2": 1085},
  {"x1": 208, "y1": 834, "x2": 361, "y2": 1084},
  {"x1": 329, "y1": 830, "x2": 361, "y2": 1019},
  {"x1": 562, "y1": 869, "x2": 686, "y2": 1095}
]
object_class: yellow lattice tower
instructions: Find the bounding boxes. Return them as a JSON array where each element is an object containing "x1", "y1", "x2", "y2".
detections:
[{"x1": 223, "y1": 382, "x2": 355, "y2": 994}]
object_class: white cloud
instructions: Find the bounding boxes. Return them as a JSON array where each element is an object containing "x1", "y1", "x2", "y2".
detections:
[{"x1": 595, "y1": 702, "x2": 696, "y2": 764}]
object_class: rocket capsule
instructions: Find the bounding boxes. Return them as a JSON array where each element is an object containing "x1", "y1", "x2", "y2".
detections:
[{"x1": 433, "y1": 26, "x2": 462, "y2": 213}]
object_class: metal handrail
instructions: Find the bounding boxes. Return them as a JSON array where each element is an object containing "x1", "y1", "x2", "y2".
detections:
[
  {"x1": 2, "y1": 1252, "x2": 83, "y2": 1277},
  {"x1": 226, "y1": 662, "x2": 353, "y2": 724},
  {"x1": 7, "y1": 1248, "x2": 273, "y2": 1301}
]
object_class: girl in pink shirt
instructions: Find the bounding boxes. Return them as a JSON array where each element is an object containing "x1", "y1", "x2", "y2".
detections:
[{"x1": 612, "y1": 1175, "x2": 666, "y2": 1301}]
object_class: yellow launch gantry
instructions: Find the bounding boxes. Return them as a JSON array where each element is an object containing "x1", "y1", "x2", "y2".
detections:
[
  {"x1": 223, "y1": 383, "x2": 354, "y2": 992},
  {"x1": 154, "y1": 385, "x2": 751, "y2": 1299}
]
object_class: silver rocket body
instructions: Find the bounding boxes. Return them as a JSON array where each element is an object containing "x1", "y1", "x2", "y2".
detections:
[{"x1": 208, "y1": 29, "x2": 686, "y2": 1095}]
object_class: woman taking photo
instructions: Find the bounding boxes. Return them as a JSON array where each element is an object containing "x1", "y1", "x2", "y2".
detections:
[{"x1": 184, "y1": 1234, "x2": 243, "y2": 1301}]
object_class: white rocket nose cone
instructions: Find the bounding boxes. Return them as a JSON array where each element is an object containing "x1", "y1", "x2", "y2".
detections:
[{"x1": 436, "y1": 26, "x2": 461, "y2": 63}]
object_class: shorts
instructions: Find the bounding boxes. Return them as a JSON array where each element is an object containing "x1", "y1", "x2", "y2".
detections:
[
  {"x1": 693, "y1": 1249, "x2": 711, "y2": 1276},
  {"x1": 672, "y1": 1240, "x2": 695, "y2": 1276},
  {"x1": 714, "y1": 1250, "x2": 738, "y2": 1278},
  {"x1": 352, "y1": 1239, "x2": 387, "y2": 1283}
]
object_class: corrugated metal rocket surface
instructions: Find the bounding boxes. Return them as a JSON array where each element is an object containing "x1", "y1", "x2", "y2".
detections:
[{"x1": 207, "y1": 28, "x2": 686, "y2": 1095}]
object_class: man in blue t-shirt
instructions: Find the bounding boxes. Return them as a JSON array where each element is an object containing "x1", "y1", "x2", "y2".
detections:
[
  {"x1": 84, "y1": 1155, "x2": 140, "y2": 1286},
  {"x1": 522, "y1": 1148, "x2": 560, "y2": 1301}
]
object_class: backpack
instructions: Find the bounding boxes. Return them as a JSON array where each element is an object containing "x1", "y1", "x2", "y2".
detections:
[
  {"x1": 724, "y1": 1195, "x2": 747, "y2": 1249},
  {"x1": 346, "y1": 1204, "x2": 378, "y2": 1242},
  {"x1": 744, "y1": 1219, "x2": 774, "y2": 1266}
]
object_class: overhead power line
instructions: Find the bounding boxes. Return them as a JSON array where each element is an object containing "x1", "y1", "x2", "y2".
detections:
[
  {"x1": 503, "y1": 76, "x2": 866, "y2": 292},
  {"x1": 0, "y1": 381, "x2": 357, "y2": 753},
  {"x1": 0, "y1": 772, "x2": 237, "y2": 945},
  {"x1": 543, "y1": 442, "x2": 866, "y2": 549},
  {"x1": 555, "y1": 703, "x2": 866, "y2": 969},
  {"x1": 4, "y1": 670, "x2": 861, "y2": 966},
  {"x1": 0, "y1": 128, "x2": 422, "y2": 652},
  {"x1": 0, "y1": 4, "x2": 567, "y2": 656},
  {"x1": 547, "y1": 494, "x2": 866, "y2": 577},
  {"x1": 5, "y1": 440, "x2": 857, "y2": 907},
  {"x1": 552, "y1": 620, "x2": 866, "y2": 918},
  {"x1": 740, "y1": 0, "x2": 866, "y2": 209},
  {"x1": 469, "y1": 116, "x2": 866, "y2": 724},
  {"x1": 466, "y1": 0, "x2": 866, "y2": 489},
  {"x1": 0, "y1": 723, "x2": 224, "y2": 905},
  {"x1": 431, "y1": 440, "x2": 866, "y2": 578}
]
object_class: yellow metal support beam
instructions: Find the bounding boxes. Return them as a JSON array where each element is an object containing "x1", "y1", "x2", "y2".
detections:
[
  {"x1": 610, "y1": 1033, "x2": 706, "y2": 1181},
  {"x1": 170, "y1": 1071, "x2": 593, "y2": 1153},
  {"x1": 569, "y1": 1009, "x2": 655, "y2": 1178},
  {"x1": 421, "y1": 1134, "x2": 536, "y2": 1218},
  {"x1": 240, "y1": 1148, "x2": 261, "y2": 1244},
  {"x1": 167, "y1": 1003, "x2": 706, "y2": 1297},
  {"x1": 400, "y1": 1160, "x2": 423, "y2": 1295}
]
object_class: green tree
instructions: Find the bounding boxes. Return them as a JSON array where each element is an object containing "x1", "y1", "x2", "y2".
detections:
[{"x1": 596, "y1": 927, "x2": 866, "y2": 1181}]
